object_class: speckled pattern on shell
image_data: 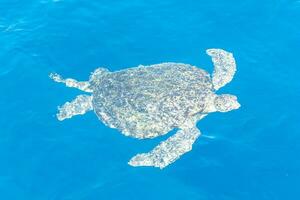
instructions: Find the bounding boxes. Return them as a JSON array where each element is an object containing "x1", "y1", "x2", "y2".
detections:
[{"x1": 90, "y1": 63, "x2": 213, "y2": 138}]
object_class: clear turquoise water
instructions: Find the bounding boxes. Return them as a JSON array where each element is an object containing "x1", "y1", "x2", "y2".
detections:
[{"x1": 0, "y1": 0, "x2": 299, "y2": 199}]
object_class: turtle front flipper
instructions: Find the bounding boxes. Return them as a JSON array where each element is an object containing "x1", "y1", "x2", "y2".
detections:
[
  {"x1": 50, "y1": 73, "x2": 92, "y2": 93},
  {"x1": 56, "y1": 95, "x2": 93, "y2": 121},
  {"x1": 206, "y1": 49, "x2": 236, "y2": 90},
  {"x1": 128, "y1": 126, "x2": 201, "y2": 169}
]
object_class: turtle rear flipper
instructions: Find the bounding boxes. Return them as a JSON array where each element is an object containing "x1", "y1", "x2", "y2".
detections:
[
  {"x1": 128, "y1": 125, "x2": 201, "y2": 169},
  {"x1": 56, "y1": 95, "x2": 93, "y2": 121},
  {"x1": 206, "y1": 49, "x2": 236, "y2": 90},
  {"x1": 50, "y1": 73, "x2": 92, "y2": 93}
]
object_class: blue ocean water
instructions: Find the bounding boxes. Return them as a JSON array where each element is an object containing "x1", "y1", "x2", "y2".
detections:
[{"x1": 0, "y1": 0, "x2": 299, "y2": 199}]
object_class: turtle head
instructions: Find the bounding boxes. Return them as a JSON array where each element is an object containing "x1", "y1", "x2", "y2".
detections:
[{"x1": 214, "y1": 94, "x2": 240, "y2": 112}]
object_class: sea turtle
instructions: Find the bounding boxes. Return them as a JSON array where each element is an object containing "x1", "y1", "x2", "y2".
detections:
[{"x1": 50, "y1": 48, "x2": 240, "y2": 169}]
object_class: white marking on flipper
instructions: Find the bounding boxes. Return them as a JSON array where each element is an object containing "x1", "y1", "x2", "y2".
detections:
[
  {"x1": 206, "y1": 49, "x2": 236, "y2": 90},
  {"x1": 50, "y1": 73, "x2": 92, "y2": 92},
  {"x1": 57, "y1": 95, "x2": 93, "y2": 121},
  {"x1": 128, "y1": 126, "x2": 201, "y2": 169}
]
